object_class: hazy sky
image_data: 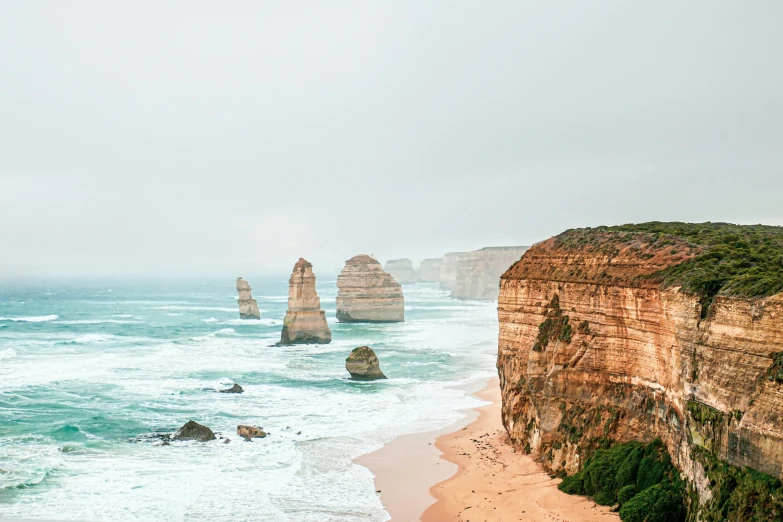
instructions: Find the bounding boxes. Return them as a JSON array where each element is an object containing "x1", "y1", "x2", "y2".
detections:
[{"x1": 1, "y1": 1, "x2": 782, "y2": 277}]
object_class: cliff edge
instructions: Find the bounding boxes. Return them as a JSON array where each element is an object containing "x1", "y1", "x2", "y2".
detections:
[{"x1": 497, "y1": 223, "x2": 783, "y2": 518}]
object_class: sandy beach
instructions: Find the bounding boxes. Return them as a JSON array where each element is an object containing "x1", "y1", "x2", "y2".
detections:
[{"x1": 360, "y1": 378, "x2": 620, "y2": 522}]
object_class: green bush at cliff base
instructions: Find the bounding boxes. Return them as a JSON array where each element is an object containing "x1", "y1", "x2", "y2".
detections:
[
  {"x1": 695, "y1": 447, "x2": 783, "y2": 522},
  {"x1": 558, "y1": 439, "x2": 685, "y2": 522}
]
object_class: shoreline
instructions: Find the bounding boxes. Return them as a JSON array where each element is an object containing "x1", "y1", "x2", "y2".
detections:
[
  {"x1": 354, "y1": 378, "x2": 490, "y2": 521},
  {"x1": 360, "y1": 377, "x2": 620, "y2": 522}
]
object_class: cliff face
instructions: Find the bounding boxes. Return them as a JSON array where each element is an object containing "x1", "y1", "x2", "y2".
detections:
[
  {"x1": 236, "y1": 278, "x2": 261, "y2": 319},
  {"x1": 497, "y1": 230, "x2": 783, "y2": 504},
  {"x1": 278, "y1": 258, "x2": 331, "y2": 345},
  {"x1": 384, "y1": 258, "x2": 417, "y2": 284},
  {"x1": 453, "y1": 246, "x2": 529, "y2": 300},
  {"x1": 439, "y1": 252, "x2": 462, "y2": 290},
  {"x1": 336, "y1": 255, "x2": 404, "y2": 323},
  {"x1": 417, "y1": 258, "x2": 443, "y2": 283}
]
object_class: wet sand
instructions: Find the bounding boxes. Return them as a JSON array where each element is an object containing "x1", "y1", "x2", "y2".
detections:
[{"x1": 360, "y1": 378, "x2": 620, "y2": 522}]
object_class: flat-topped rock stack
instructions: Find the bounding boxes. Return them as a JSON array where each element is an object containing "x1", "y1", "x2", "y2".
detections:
[
  {"x1": 417, "y1": 258, "x2": 443, "y2": 282},
  {"x1": 384, "y1": 258, "x2": 417, "y2": 284},
  {"x1": 278, "y1": 258, "x2": 332, "y2": 345},
  {"x1": 236, "y1": 278, "x2": 261, "y2": 319},
  {"x1": 336, "y1": 255, "x2": 404, "y2": 323}
]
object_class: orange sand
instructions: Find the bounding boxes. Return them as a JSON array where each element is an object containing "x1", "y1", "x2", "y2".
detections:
[
  {"x1": 359, "y1": 378, "x2": 621, "y2": 521},
  {"x1": 421, "y1": 379, "x2": 620, "y2": 522}
]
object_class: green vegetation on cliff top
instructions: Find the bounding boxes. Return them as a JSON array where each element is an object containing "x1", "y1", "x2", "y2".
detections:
[{"x1": 557, "y1": 222, "x2": 783, "y2": 299}]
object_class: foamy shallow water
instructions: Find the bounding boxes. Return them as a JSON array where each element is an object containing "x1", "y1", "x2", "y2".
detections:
[{"x1": 0, "y1": 278, "x2": 497, "y2": 521}]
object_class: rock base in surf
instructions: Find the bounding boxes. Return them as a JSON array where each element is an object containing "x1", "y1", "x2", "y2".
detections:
[
  {"x1": 278, "y1": 258, "x2": 332, "y2": 345},
  {"x1": 173, "y1": 420, "x2": 216, "y2": 441},
  {"x1": 336, "y1": 255, "x2": 404, "y2": 323},
  {"x1": 346, "y1": 346, "x2": 387, "y2": 380}
]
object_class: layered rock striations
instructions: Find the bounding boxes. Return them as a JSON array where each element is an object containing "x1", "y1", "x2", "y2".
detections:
[
  {"x1": 384, "y1": 258, "x2": 417, "y2": 284},
  {"x1": 417, "y1": 258, "x2": 443, "y2": 283},
  {"x1": 496, "y1": 224, "x2": 783, "y2": 511},
  {"x1": 236, "y1": 278, "x2": 261, "y2": 319},
  {"x1": 278, "y1": 258, "x2": 331, "y2": 345},
  {"x1": 452, "y1": 246, "x2": 529, "y2": 300},
  {"x1": 336, "y1": 255, "x2": 404, "y2": 322},
  {"x1": 439, "y1": 252, "x2": 462, "y2": 291}
]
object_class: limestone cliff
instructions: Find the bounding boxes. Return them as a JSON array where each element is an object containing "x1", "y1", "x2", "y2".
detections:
[
  {"x1": 453, "y1": 246, "x2": 528, "y2": 300},
  {"x1": 496, "y1": 224, "x2": 783, "y2": 512},
  {"x1": 336, "y1": 255, "x2": 404, "y2": 323},
  {"x1": 417, "y1": 258, "x2": 443, "y2": 283},
  {"x1": 278, "y1": 258, "x2": 331, "y2": 345},
  {"x1": 439, "y1": 252, "x2": 462, "y2": 291},
  {"x1": 236, "y1": 277, "x2": 261, "y2": 319},
  {"x1": 384, "y1": 258, "x2": 417, "y2": 284}
]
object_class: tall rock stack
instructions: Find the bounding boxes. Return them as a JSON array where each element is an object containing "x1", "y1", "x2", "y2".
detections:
[
  {"x1": 452, "y1": 246, "x2": 529, "y2": 300},
  {"x1": 384, "y1": 258, "x2": 417, "y2": 284},
  {"x1": 336, "y1": 255, "x2": 404, "y2": 322},
  {"x1": 417, "y1": 258, "x2": 443, "y2": 282},
  {"x1": 278, "y1": 258, "x2": 332, "y2": 345},
  {"x1": 236, "y1": 278, "x2": 261, "y2": 319},
  {"x1": 439, "y1": 252, "x2": 462, "y2": 290}
]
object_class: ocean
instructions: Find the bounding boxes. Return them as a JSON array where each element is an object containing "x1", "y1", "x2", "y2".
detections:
[{"x1": 0, "y1": 277, "x2": 498, "y2": 521}]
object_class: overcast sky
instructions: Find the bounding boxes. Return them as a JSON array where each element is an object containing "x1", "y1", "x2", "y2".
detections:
[{"x1": 1, "y1": 1, "x2": 782, "y2": 277}]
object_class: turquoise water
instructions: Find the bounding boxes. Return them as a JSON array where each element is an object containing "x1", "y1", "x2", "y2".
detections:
[{"x1": 0, "y1": 277, "x2": 497, "y2": 521}]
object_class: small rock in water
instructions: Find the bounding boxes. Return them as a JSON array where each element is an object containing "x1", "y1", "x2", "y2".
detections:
[
  {"x1": 219, "y1": 383, "x2": 243, "y2": 394},
  {"x1": 161, "y1": 442, "x2": 171, "y2": 446},
  {"x1": 345, "y1": 346, "x2": 387, "y2": 380},
  {"x1": 173, "y1": 420, "x2": 216, "y2": 442},
  {"x1": 223, "y1": 438, "x2": 231, "y2": 444},
  {"x1": 237, "y1": 425, "x2": 267, "y2": 439},
  {"x1": 297, "y1": 431, "x2": 302, "y2": 435}
]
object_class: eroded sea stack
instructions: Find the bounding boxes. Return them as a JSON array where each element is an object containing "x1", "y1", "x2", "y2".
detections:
[
  {"x1": 497, "y1": 223, "x2": 783, "y2": 518},
  {"x1": 345, "y1": 346, "x2": 387, "y2": 380},
  {"x1": 278, "y1": 258, "x2": 331, "y2": 345},
  {"x1": 384, "y1": 258, "x2": 417, "y2": 284},
  {"x1": 236, "y1": 277, "x2": 261, "y2": 319},
  {"x1": 417, "y1": 258, "x2": 443, "y2": 283},
  {"x1": 336, "y1": 255, "x2": 404, "y2": 322},
  {"x1": 452, "y1": 246, "x2": 529, "y2": 300}
]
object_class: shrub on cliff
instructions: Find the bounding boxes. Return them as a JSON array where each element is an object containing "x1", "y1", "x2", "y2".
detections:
[
  {"x1": 612, "y1": 222, "x2": 783, "y2": 300},
  {"x1": 556, "y1": 222, "x2": 783, "y2": 302},
  {"x1": 559, "y1": 439, "x2": 685, "y2": 522},
  {"x1": 695, "y1": 448, "x2": 783, "y2": 522}
]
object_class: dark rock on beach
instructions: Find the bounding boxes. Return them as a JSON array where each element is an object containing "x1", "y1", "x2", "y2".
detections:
[
  {"x1": 346, "y1": 346, "x2": 387, "y2": 380},
  {"x1": 237, "y1": 425, "x2": 266, "y2": 439},
  {"x1": 173, "y1": 420, "x2": 216, "y2": 442},
  {"x1": 219, "y1": 383, "x2": 243, "y2": 394}
]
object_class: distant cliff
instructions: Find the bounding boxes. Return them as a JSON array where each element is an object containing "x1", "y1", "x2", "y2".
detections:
[
  {"x1": 439, "y1": 252, "x2": 462, "y2": 291},
  {"x1": 417, "y1": 258, "x2": 442, "y2": 283},
  {"x1": 384, "y1": 258, "x2": 417, "y2": 284},
  {"x1": 497, "y1": 223, "x2": 783, "y2": 519},
  {"x1": 452, "y1": 246, "x2": 528, "y2": 300}
]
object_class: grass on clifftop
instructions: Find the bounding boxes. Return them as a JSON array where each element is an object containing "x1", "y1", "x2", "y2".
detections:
[{"x1": 560, "y1": 222, "x2": 783, "y2": 300}]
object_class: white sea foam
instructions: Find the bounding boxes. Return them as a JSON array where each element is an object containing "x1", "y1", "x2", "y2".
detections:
[
  {"x1": 0, "y1": 283, "x2": 499, "y2": 521},
  {"x1": 0, "y1": 347, "x2": 17, "y2": 359},
  {"x1": 58, "y1": 319, "x2": 144, "y2": 325},
  {"x1": 155, "y1": 305, "x2": 238, "y2": 312},
  {"x1": 0, "y1": 314, "x2": 59, "y2": 323}
]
